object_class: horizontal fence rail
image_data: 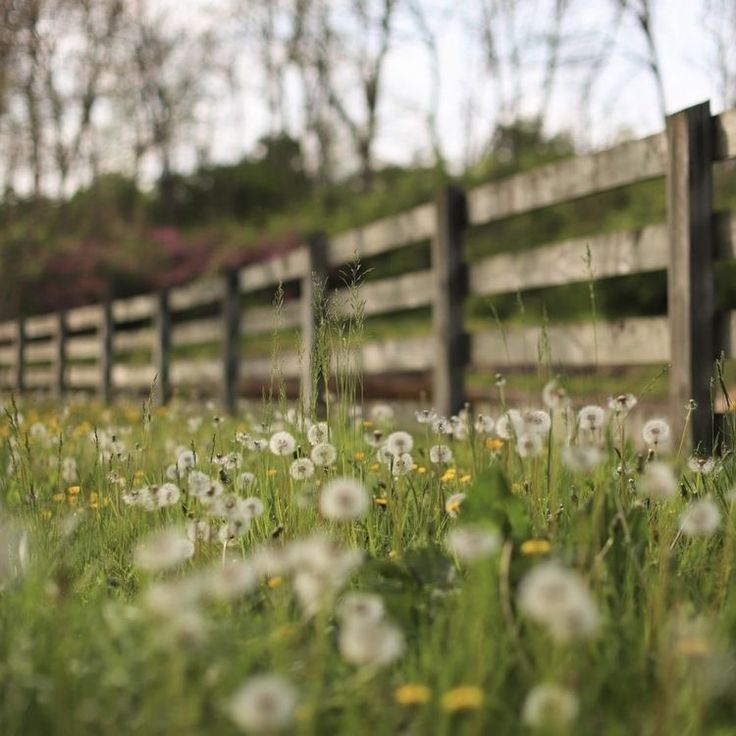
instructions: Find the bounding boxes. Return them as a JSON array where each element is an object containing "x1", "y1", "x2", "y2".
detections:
[{"x1": 1, "y1": 102, "x2": 736, "y2": 449}]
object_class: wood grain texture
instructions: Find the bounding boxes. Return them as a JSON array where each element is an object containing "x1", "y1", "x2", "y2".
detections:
[
  {"x1": 714, "y1": 108, "x2": 736, "y2": 161},
  {"x1": 239, "y1": 248, "x2": 308, "y2": 292},
  {"x1": 471, "y1": 317, "x2": 670, "y2": 367},
  {"x1": 328, "y1": 202, "x2": 436, "y2": 266},
  {"x1": 467, "y1": 133, "x2": 667, "y2": 225},
  {"x1": 666, "y1": 102, "x2": 716, "y2": 451},
  {"x1": 24, "y1": 314, "x2": 59, "y2": 338},
  {"x1": 470, "y1": 224, "x2": 668, "y2": 296}
]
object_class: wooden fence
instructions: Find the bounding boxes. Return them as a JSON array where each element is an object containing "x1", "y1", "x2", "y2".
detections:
[{"x1": 1, "y1": 101, "x2": 735, "y2": 448}]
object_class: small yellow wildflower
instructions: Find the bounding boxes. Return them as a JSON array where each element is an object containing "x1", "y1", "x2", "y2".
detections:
[
  {"x1": 266, "y1": 468, "x2": 278, "y2": 477},
  {"x1": 133, "y1": 469, "x2": 145, "y2": 482},
  {"x1": 67, "y1": 496, "x2": 78, "y2": 506},
  {"x1": 354, "y1": 451, "x2": 365, "y2": 461},
  {"x1": 66, "y1": 485, "x2": 81, "y2": 496},
  {"x1": 417, "y1": 466, "x2": 427, "y2": 474},
  {"x1": 374, "y1": 497, "x2": 388, "y2": 507},
  {"x1": 440, "y1": 468, "x2": 457, "y2": 483},
  {"x1": 154, "y1": 406, "x2": 168, "y2": 417},
  {"x1": 441, "y1": 686, "x2": 484, "y2": 712},
  {"x1": 388, "y1": 550, "x2": 400, "y2": 560},
  {"x1": 394, "y1": 684, "x2": 432, "y2": 706},
  {"x1": 511, "y1": 483, "x2": 523, "y2": 495},
  {"x1": 267, "y1": 576, "x2": 283, "y2": 589},
  {"x1": 369, "y1": 463, "x2": 381, "y2": 471},
  {"x1": 485, "y1": 438, "x2": 504, "y2": 451},
  {"x1": 363, "y1": 420, "x2": 374, "y2": 429},
  {"x1": 521, "y1": 539, "x2": 552, "y2": 556},
  {"x1": 459, "y1": 474, "x2": 472, "y2": 484},
  {"x1": 677, "y1": 638, "x2": 711, "y2": 657},
  {"x1": 52, "y1": 493, "x2": 65, "y2": 503}
]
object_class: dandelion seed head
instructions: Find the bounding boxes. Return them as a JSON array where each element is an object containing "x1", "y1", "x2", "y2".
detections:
[
  {"x1": 642, "y1": 419, "x2": 671, "y2": 447},
  {"x1": 134, "y1": 528, "x2": 194, "y2": 572},
  {"x1": 516, "y1": 433, "x2": 543, "y2": 458},
  {"x1": 339, "y1": 620, "x2": 405, "y2": 668},
  {"x1": 687, "y1": 456, "x2": 716, "y2": 475},
  {"x1": 521, "y1": 684, "x2": 579, "y2": 729},
  {"x1": 385, "y1": 431, "x2": 414, "y2": 455},
  {"x1": 496, "y1": 409, "x2": 524, "y2": 440},
  {"x1": 336, "y1": 592, "x2": 386, "y2": 626},
  {"x1": 445, "y1": 525, "x2": 501, "y2": 563},
  {"x1": 289, "y1": 458, "x2": 315, "y2": 481},
  {"x1": 269, "y1": 431, "x2": 296, "y2": 457},
  {"x1": 227, "y1": 675, "x2": 298, "y2": 734},
  {"x1": 429, "y1": 444, "x2": 454, "y2": 464},
  {"x1": 307, "y1": 421, "x2": 329, "y2": 446},
  {"x1": 310, "y1": 442, "x2": 337, "y2": 467},
  {"x1": 639, "y1": 462, "x2": 678, "y2": 501},
  {"x1": 391, "y1": 452, "x2": 414, "y2": 477},
  {"x1": 320, "y1": 477, "x2": 369, "y2": 521},
  {"x1": 524, "y1": 410, "x2": 551, "y2": 436},
  {"x1": 577, "y1": 405, "x2": 606, "y2": 432},
  {"x1": 680, "y1": 498, "x2": 721, "y2": 537},
  {"x1": 474, "y1": 414, "x2": 495, "y2": 434}
]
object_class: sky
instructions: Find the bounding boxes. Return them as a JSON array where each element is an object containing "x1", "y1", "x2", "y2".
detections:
[{"x1": 151, "y1": 0, "x2": 722, "y2": 176}]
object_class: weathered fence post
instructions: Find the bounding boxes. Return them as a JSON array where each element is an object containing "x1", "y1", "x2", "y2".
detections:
[
  {"x1": 99, "y1": 300, "x2": 114, "y2": 403},
  {"x1": 666, "y1": 101, "x2": 716, "y2": 452},
  {"x1": 54, "y1": 311, "x2": 67, "y2": 397},
  {"x1": 14, "y1": 317, "x2": 26, "y2": 393},
  {"x1": 154, "y1": 290, "x2": 171, "y2": 405},
  {"x1": 222, "y1": 271, "x2": 240, "y2": 414},
  {"x1": 302, "y1": 233, "x2": 329, "y2": 417},
  {"x1": 432, "y1": 185, "x2": 468, "y2": 417}
]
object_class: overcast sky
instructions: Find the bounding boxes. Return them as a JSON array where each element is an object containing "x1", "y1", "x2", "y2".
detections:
[{"x1": 156, "y1": 0, "x2": 722, "y2": 175}]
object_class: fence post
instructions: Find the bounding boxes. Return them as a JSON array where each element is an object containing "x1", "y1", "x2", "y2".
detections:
[
  {"x1": 666, "y1": 101, "x2": 716, "y2": 452},
  {"x1": 154, "y1": 289, "x2": 171, "y2": 405},
  {"x1": 432, "y1": 185, "x2": 468, "y2": 417},
  {"x1": 301, "y1": 233, "x2": 328, "y2": 418},
  {"x1": 99, "y1": 300, "x2": 114, "y2": 403},
  {"x1": 14, "y1": 317, "x2": 26, "y2": 393},
  {"x1": 222, "y1": 271, "x2": 240, "y2": 414},
  {"x1": 54, "y1": 311, "x2": 67, "y2": 397}
]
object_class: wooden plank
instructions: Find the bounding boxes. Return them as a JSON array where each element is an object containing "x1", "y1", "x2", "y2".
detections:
[
  {"x1": 222, "y1": 272, "x2": 240, "y2": 413},
  {"x1": 666, "y1": 102, "x2": 716, "y2": 451},
  {"x1": 24, "y1": 313, "x2": 58, "y2": 338},
  {"x1": 239, "y1": 248, "x2": 308, "y2": 292},
  {"x1": 171, "y1": 317, "x2": 221, "y2": 347},
  {"x1": 467, "y1": 132, "x2": 667, "y2": 226},
  {"x1": 114, "y1": 327, "x2": 155, "y2": 352},
  {"x1": 66, "y1": 364, "x2": 99, "y2": 388},
  {"x1": 714, "y1": 108, "x2": 736, "y2": 161},
  {"x1": 24, "y1": 343, "x2": 56, "y2": 363},
  {"x1": 0, "y1": 321, "x2": 17, "y2": 342},
  {"x1": 169, "y1": 278, "x2": 224, "y2": 312},
  {"x1": 170, "y1": 359, "x2": 222, "y2": 385},
  {"x1": 361, "y1": 335, "x2": 433, "y2": 373},
  {"x1": 241, "y1": 301, "x2": 302, "y2": 335},
  {"x1": 154, "y1": 291, "x2": 171, "y2": 404},
  {"x1": 302, "y1": 233, "x2": 328, "y2": 415},
  {"x1": 471, "y1": 317, "x2": 670, "y2": 367},
  {"x1": 328, "y1": 202, "x2": 436, "y2": 266},
  {"x1": 112, "y1": 294, "x2": 156, "y2": 323},
  {"x1": 66, "y1": 304, "x2": 103, "y2": 331},
  {"x1": 331, "y1": 270, "x2": 433, "y2": 317},
  {"x1": 112, "y1": 364, "x2": 157, "y2": 389},
  {"x1": 470, "y1": 223, "x2": 669, "y2": 296},
  {"x1": 726, "y1": 311, "x2": 736, "y2": 359},
  {"x1": 715, "y1": 210, "x2": 736, "y2": 259},
  {"x1": 432, "y1": 186, "x2": 468, "y2": 414},
  {"x1": 240, "y1": 352, "x2": 301, "y2": 379},
  {"x1": 66, "y1": 336, "x2": 101, "y2": 359},
  {"x1": 0, "y1": 346, "x2": 16, "y2": 364},
  {"x1": 24, "y1": 368, "x2": 54, "y2": 388}
]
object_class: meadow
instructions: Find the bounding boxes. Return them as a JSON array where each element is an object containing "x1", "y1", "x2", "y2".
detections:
[{"x1": 0, "y1": 361, "x2": 735, "y2": 735}]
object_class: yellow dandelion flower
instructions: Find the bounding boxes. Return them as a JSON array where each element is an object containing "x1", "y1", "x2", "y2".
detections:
[
  {"x1": 441, "y1": 686, "x2": 484, "y2": 712},
  {"x1": 374, "y1": 497, "x2": 388, "y2": 507},
  {"x1": 67, "y1": 496, "x2": 78, "y2": 506},
  {"x1": 267, "y1": 576, "x2": 283, "y2": 589},
  {"x1": 511, "y1": 483, "x2": 523, "y2": 495},
  {"x1": 363, "y1": 420, "x2": 374, "y2": 429},
  {"x1": 459, "y1": 474, "x2": 472, "y2": 484},
  {"x1": 485, "y1": 438, "x2": 504, "y2": 451},
  {"x1": 677, "y1": 637, "x2": 711, "y2": 657},
  {"x1": 520, "y1": 539, "x2": 552, "y2": 556},
  {"x1": 354, "y1": 451, "x2": 365, "y2": 461},
  {"x1": 266, "y1": 468, "x2": 278, "y2": 477},
  {"x1": 369, "y1": 463, "x2": 381, "y2": 471},
  {"x1": 52, "y1": 493, "x2": 65, "y2": 503},
  {"x1": 133, "y1": 469, "x2": 145, "y2": 482},
  {"x1": 66, "y1": 485, "x2": 81, "y2": 496},
  {"x1": 417, "y1": 466, "x2": 427, "y2": 474},
  {"x1": 440, "y1": 468, "x2": 457, "y2": 483},
  {"x1": 394, "y1": 684, "x2": 432, "y2": 706},
  {"x1": 388, "y1": 550, "x2": 400, "y2": 560},
  {"x1": 88, "y1": 500, "x2": 99, "y2": 510}
]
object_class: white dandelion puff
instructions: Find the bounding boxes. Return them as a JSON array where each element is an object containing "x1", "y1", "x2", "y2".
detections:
[
  {"x1": 496, "y1": 409, "x2": 524, "y2": 440},
  {"x1": 391, "y1": 453, "x2": 414, "y2": 477},
  {"x1": 289, "y1": 458, "x2": 315, "y2": 481},
  {"x1": 269, "y1": 431, "x2": 296, "y2": 457},
  {"x1": 542, "y1": 379, "x2": 569, "y2": 410},
  {"x1": 516, "y1": 433, "x2": 543, "y2": 458},
  {"x1": 524, "y1": 410, "x2": 551, "y2": 436},
  {"x1": 680, "y1": 498, "x2": 721, "y2": 537},
  {"x1": 562, "y1": 444, "x2": 602, "y2": 473},
  {"x1": 429, "y1": 444, "x2": 454, "y2": 464},
  {"x1": 339, "y1": 620, "x2": 405, "y2": 668},
  {"x1": 385, "y1": 431, "x2": 414, "y2": 456},
  {"x1": 431, "y1": 416, "x2": 453, "y2": 435},
  {"x1": 133, "y1": 528, "x2": 194, "y2": 572},
  {"x1": 310, "y1": 442, "x2": 337, "y2": 467},
  {"x1": 687, "y1": 456, "x2": 716, "y2": 475},
  {"x1": 521, "y1": 684, "x2": 579, "y2": 730},
  {"x1": 639, "y1": 462, "x2": 678, "y2": 501},
  {"x1": 336, "y1": 592, "x2": 386, "y2": 626},
  {"x1": 242, "y1": 497, "x2": 265, "y2": 518},
  {"x1": 445, "y1": 492, "x2": 466, "y2": 518},
  {"x1": 319, "y1": 477, "x2": 369, "y2": 521},
  {"x1": 227, "y1": 675, "x2": 299, "y2": 734},
  {"x1": 642, "y1": 419, "x2": 671, "y2": 448},
  {"x1": 577, "y1": 405, "x2": 606, "y2": 432},
  {"x1": 176, "y1": 449, "x2": 197, "y2": 474},
  {"x1": 307, "y1": 422, "x2": 329, "y2": 446},
  {"x1": 415, "y1": 409, "x2": 438, "y2": 425},
  {"x1": 154, "y1": 482, "x2": 181, "y2": 508},
  {"x1": 445, "y1": 525, "x2": 501, "y2": 563},
  {"x1": 370, "y1": 404, "x2": 395, "y2": 424},
  {"x1": 474, "y1": 414, "x2": 495, "y2": 434}
]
